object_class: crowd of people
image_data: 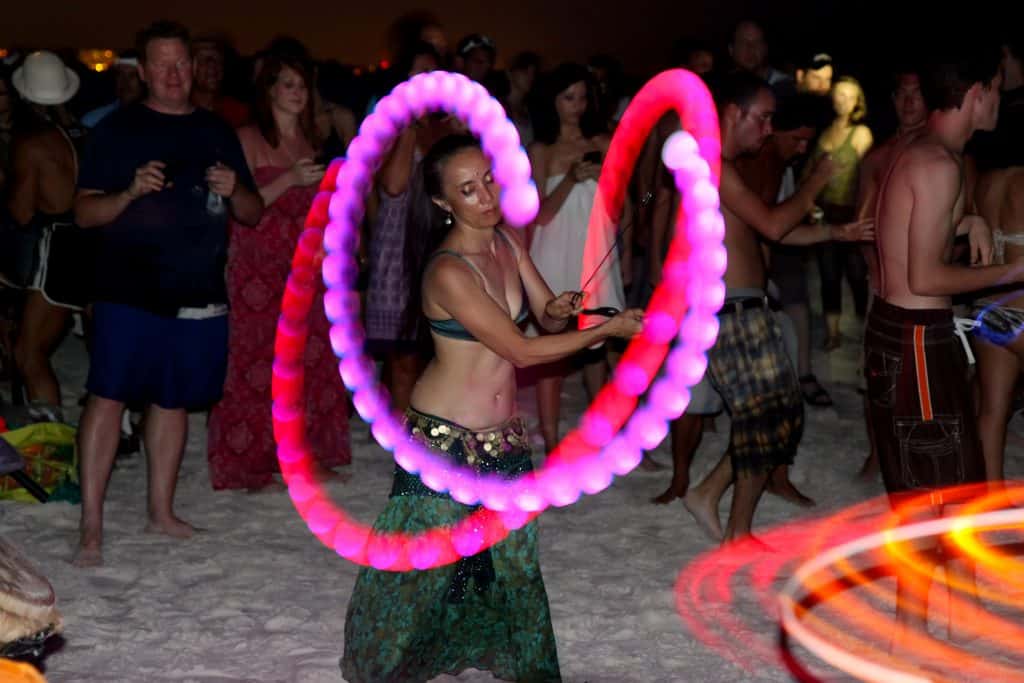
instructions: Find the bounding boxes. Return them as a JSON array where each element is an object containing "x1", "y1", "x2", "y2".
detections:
[{"x1": 0, "y1": 10, "x2": 1022, "y2": 682}]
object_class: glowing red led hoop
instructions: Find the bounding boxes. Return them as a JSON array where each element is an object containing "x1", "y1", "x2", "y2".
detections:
[{"x1": 272, "y1": 69, "x2": 724, "y2": 569}]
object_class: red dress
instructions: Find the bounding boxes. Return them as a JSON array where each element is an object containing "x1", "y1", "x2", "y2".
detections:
[{"x1": 207, "y1": 166, "x2": 351, "y2": 490}]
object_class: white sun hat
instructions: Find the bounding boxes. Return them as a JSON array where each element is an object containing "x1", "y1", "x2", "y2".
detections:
[{"x1": 13, "y1": 51, "x2": 80, "y2": 106}]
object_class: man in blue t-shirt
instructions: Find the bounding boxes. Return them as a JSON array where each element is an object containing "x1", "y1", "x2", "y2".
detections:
[{"x1": 72, "y1": 20, "x2": 263, "y2": 567}]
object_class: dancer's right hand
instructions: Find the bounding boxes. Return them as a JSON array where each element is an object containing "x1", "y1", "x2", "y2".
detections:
[
  {"x1": 290, "y1": 158, "x2": 326, "y2": 187},
  {"x1": 607, "y1": 308, "x2": 644, "y2": 339}
]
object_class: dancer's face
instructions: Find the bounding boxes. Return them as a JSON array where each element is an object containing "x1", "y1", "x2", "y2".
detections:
[
  {"x1": 433, "y1": 148, "x2": 502, "y2": 229},
  {"x1": 971, "y1": 71, "x2": 1002, "y2": 132}
]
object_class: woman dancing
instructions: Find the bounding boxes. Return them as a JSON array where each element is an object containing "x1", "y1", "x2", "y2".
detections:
[
  {"x1": 971, "y1": 166, "x2": 1024, "y2": 486},
  {"x1": 341, "y1": 134, "x2": 643, "y2": 682}
]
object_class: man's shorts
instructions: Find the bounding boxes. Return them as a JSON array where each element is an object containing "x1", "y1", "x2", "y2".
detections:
[{"x1": 86, "y1": 302, "x2": 229, "y2": 410}]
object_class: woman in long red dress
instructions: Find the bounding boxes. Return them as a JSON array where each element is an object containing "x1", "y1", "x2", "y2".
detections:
[{"x1": 207, "y1": 49, "x2": 350, "y2": 490}]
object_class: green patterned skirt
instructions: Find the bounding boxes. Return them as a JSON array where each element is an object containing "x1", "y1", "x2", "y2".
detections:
[{"x1": 340, "y1": 408, "x2": 561, "y2": 683}]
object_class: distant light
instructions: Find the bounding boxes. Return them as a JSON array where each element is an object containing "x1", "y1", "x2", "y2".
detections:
[
  {"x1": 0, "y1": 49, "x2": 8, "y2": 59},
  {"x1": 379, "y1": 60, "x2": 390, "y2": 69}
]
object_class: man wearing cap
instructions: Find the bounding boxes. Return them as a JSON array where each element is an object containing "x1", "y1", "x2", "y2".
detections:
[
  {"x1": 71, "y1": 21, "x2": 262, "y2": 567},
  {"x1": 7, "y1": 50, "x2": 89, "y2": 422},
  {"x1": 454, "y1": 33, "x2": 499, "y2": 94},
  {"x1": 795, "y1": 53, "x2": 834, "y2": 97},
  {"x1": 81, "y1": 52, "x2": 143, "y2": 129}
]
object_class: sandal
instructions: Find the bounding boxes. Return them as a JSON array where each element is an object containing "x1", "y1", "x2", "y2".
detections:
[{"x1": 799, "y1": 374, "x2": 833, "y2": 407}]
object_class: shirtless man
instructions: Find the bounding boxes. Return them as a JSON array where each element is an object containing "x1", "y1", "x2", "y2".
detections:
[
  {"x1": 866, "y1": 47, "x2": 1007, "y2": 636},
  {"x1": 7, "y1": 51, "x2": 84, "y2": 420},
  {"x1": 855, "y1": 67, "x2": 929, "y2": 477},
  {"x1": 682, "y1": 73, "x2": 846, "y2": 543},
  {"x1": 969, "y1": 167, "x2": 1024, "y2": 485}
]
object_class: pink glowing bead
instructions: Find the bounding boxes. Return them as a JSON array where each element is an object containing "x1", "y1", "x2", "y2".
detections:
[
  {"x1": 449, "y1": 481, "x2": 480, "y2": 506},
  {"x1": 643, "y1": 310, "x2": 678, "y2": 344},
  {"x1": 419, "y1": 461, "x2": 449, "y2": 495},
  {"x1": 333, "y1": 523, "x2": 369, "y2": 559},
  {"x1": 499, "y1": 508, "x2": 530, "y2": 531},
  {"x1": 500, "y1": 180, "x2": 540, "y2": 228},
  {"x1": 375, "y1": 94, "x2": 408, "y2": 127},
  {"x1": 513, "y1": 483, "x2": 546, "y2": 512},
  {"x1": 321, "y1": 253, "x2": 357, "y2": 288},
  {"x1": 668, "y1": 347, "x2": 708, "y2": 386},
  {"x1": 287, "y1": 474, "x2": 317, "y2": 505},
  {"x1": 371, "y1": 415, "x2": 401, "y2": 450},
  {"x1": 493, "y1": 148, "x2": 531, "y2": 188},
  {"x1": 324, "y1": 289, "x2": 361, "y2": 322},
  {"x1": 650, "y1": 380, "x2": 690, "y2": 421},
  {"x1": 271, "y1": 360, "x2": 302, "y2": 405},
  {"x1": 367, "y1": 533, "x2": 401, "y2": 570},
  {"x1": 409, "y1": 535, "x2": 442, "y2": 570},
  {"x1": 271, "y1": 402, "x2": 304, "y2": 447},
  {"x1": 277, "y1": 444, "x2": 303, "y2": 465},
  {"x1": 451, "y1": 523, "x2": 485, "y2": 557},
  {"x1": 581, "y1": 411, "x2": 615, "y2": 446},
  {"x1": 579, "y1": 459, "x2": 614, "y2": 495},
  {"x1": 339, "y1": 355, "x2": 374, "y2": 391},
  {"x1": 614, "y1": 360, "x2": 649, "y2": 397},
  {"x1": 696, "y1": 244, "x2": 728, "y2": 279},
  {"x1": 683, "y1": 178, "x2": 720, "y2": 217},
  {"x1": 352, "y1": 387, "x2": 385, "y2": 422},
  {"x1": 688, "y1": 209, "x2": 726, "y2": 244},
  {"x1": 482, "y1": 121, "x2": 520, "y2": 163},
  {"x1": 358, "y1": 112, "x2": 396, "y2": 146},
  {"x1": 627, "y1": 408, "x2": 669, "y2": 450},
  {"x1": 537, "y1": 464, "x2": 578, "y2": 508},
  {"x1": 274, "y1": 317, "x2": 308, "y2": 362},
  {"x1": 681, "y1": 314, "x2": 719, "y2": 352},
  {"x1": 469, "y1": 96, "x2": 503, "y2": 134},
  {"x1": 661, "y1": 130, "x2": 699, "y2": 169},
  {"x1": 329, "y1": 324, "x2": 364, "y2": 358},
  {"x1": 393, "y1": 440, "x2": 419, "y2": 474},
  {"x1": 605, "y1": 437, "x2": 643, "y2": 476},
  {"x1": 307, "y1": 500, "x2": 341, "y2": 535},
  {"x1": 479, "y1": 482, "x2": 511, "y2": 512}
]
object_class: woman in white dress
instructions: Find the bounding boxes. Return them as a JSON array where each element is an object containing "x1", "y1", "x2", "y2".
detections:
[{"x1": 527, "y1": 63, "x2": 627, "y2": 453}]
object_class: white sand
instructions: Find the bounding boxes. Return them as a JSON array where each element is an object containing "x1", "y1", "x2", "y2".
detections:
[{"x1": 3, "y1": 306, "x2": 1022, "y2": 682}]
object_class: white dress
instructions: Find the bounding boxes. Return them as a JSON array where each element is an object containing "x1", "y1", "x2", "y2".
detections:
[{"x1": 529, "y1": 174, "x2": 626, "y2": 331}]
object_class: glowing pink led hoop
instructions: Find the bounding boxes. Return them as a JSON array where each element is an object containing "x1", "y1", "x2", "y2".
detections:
[{"x1": 272, "y1": 69, "x2": 723, "y2": 568}]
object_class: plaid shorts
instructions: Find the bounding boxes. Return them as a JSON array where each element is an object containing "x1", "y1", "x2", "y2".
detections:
[{"x1": 706, "y1": 303, "x2": 804, "y2": 475}]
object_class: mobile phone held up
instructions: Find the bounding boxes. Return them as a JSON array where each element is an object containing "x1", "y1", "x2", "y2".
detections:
[{"x1": 582, "y1": 150, "x2": 602, "y2": 164}]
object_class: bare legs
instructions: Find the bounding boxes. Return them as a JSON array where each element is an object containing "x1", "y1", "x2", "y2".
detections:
[
  {"x1": 14, "y1": 290, "x2": 71, "y2": 409},
  {"x1": 652, "y1": 414, "x2": 702, "y2": 503},
  {"x1": 74, "y1": 397, "x2": 194, "y2": 567},
  {"x1": 975, "y1": 334, "x2": 1024, "y2": 486},
  {"x1": 683, "y1": 453, "x2": 771, "y2": 544}
]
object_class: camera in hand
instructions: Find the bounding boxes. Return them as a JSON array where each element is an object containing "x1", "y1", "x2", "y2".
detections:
[{"x1": 583, "y1": 150, "x2": 602, "y2": 164}]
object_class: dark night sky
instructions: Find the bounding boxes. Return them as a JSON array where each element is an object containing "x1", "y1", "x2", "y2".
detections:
[{"x1": 3, "y1": 1, "x2": 1012, "y2": 78}]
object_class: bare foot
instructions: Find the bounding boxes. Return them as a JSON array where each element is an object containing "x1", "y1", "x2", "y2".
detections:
[
  {"x1": 766, "y1": 478, "x2": 816, "y2": 507},
  {"x1": 683, "y1": 490, "x2": 723, "y2": 542},
  {"x1": 71, "y1": 535, "x2": 103, "y2": 568},
  {"x1": 145, "y1": 516, "x2": 198, "y2": 539},
  {"x1": 651, "y1": 480, "x2": 688, "y2": 504}
]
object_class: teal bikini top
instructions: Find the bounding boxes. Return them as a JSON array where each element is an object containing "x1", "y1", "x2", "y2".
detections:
[{"x1": 425, "y1": 230, "x2": 529, "y2": 342}]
